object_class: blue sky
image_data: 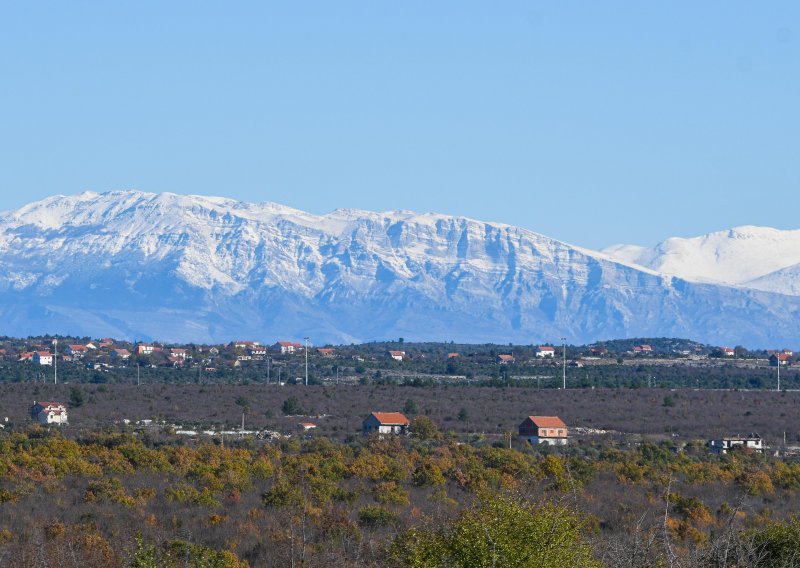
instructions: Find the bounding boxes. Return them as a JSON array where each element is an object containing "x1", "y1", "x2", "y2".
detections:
[{"x1": 1, "y1": 2, "x2": 797, "y2": 249}]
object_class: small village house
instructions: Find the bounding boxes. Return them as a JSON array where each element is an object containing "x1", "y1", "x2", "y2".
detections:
[
  {"x1": 298, "y1": 422, "x2": 317, "y2": 431},
  {"x1": 111, "y1": 348, "x2": 131, "y2": 360},
  {"x1": 135, "y1": 343, "x2": 159, "y2": 356},
  {"x1": 169, "y1": 348, "x2": 187, "y2": 359},
  {"x1": 274, "y1": 341, "x2": 302, "y2": 354},
  {"x1": 33, "y1": 351, "x2": 53, "y2": 366},
  {"x1": 233, "y1": 340, "x2": 261, "y2": 350},
  {"x1": 496, "y1": 354, "x2": 515, "y2": 364},
  {"x1": 30, "y1": 401, "x2": 68, "y2": 425},
  {"x1": 722, "y1": 347, "x2": 735, "y2": 357},
  {"x1": 362, "y1": 412, "x2": 410, "y2": 435},
  {"x1": 536, "y1": 346, "x2": 555, "y2": 358},
  {"x1": 518, "y1": 415, "x2": 568, "y2": 445},
  {"x1": 387, "y1": 350, "x2": 405, "y2": 362},
  {"x1": 316, "y1": 348, "x2": 335, "y2": 357},
  {"x1": 248, "y1": 346, "x2": 268, "y2": 358},
  {"x1": 708, "y1": 434, "x2": 764, "y2": 454},
  {"x1": 770, "y1": 353, "x2": 791, "y2": 367},
  {"x1": 66, "y1": 344, "x2": 89, "y2": 358}
]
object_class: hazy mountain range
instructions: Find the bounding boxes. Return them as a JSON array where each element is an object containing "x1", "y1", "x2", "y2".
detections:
[{"x1": 0, "y1": 191, "x2": 798, "y2": 347}]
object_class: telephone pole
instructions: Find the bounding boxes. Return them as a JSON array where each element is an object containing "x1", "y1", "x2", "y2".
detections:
[
  {"x1": 53, "y1": 338, "x2": 58, "y2": 385},
  {"x1": 304, "y1": 337, "x2": 309, "y2": 386},
  {"x1": 561, "y1": 337, "x2": 567, "y2": 390}
]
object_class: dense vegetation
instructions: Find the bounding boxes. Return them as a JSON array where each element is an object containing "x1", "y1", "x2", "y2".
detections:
[{"x1": 3, "y1": 423, "x2": 800, "y2": 566}]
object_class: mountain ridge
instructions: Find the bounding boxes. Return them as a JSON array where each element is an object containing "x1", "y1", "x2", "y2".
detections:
[{"x1": 0, "y1": 190, "x2": 798, "y2": 347}]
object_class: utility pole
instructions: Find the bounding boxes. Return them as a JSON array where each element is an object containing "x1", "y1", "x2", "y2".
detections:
[
  {"x1": 137, "y1": 363, "x2": 140, "y2": 387},
  {"x1": 778, "y1": 359, "x2": 781, "y2": 392},
  {"x1": 304, "y1": 337, "x2": 309, "y2": 386},
  {"x1": 53, "y1": 338, "x2": 58, "y2": 385},
  {"x1": 267, "y1": 356, "x2": 271, "y2": 384},
  {"x1": 561, "y1": 337, "x2": 567, "y2": 390}
]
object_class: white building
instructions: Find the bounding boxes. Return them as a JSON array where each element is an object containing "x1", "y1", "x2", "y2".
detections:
[
  {"x1": 387, "y1": 350, "x2": 405, "y2": 362},
  {"x1": 708, "y1": 434, "x2": 764, "y2": 454},
  {"x1": 536, "y1": 346, "x2": 556, "y2": 358},
  {"x1": 362, "y1": 412, "x2": 410, "y2": 435},
  {"x1": 33, "y1": 351, "x2": 53, "y2": 366},
  {"x1": 274, "y1": 341, "x2": 302, "y2": 354},
  {"x1": 31, "y1": 401, "x2": 68, "y2": 425}
]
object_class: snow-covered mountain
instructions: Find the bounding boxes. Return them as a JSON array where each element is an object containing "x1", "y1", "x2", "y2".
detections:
[
  {"x1": 603, "y1": 226, "x2": 800, "y2": 295},
  {"x1": 0, "y1": 191, "x2": 798, "y2": 347}
]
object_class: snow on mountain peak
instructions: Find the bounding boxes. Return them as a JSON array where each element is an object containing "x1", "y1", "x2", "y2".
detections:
[
  {"x1": 603, "y1": 225, "x2": 800, "y2": 289},
  {"x1": 1, "y1": 190, "x2": 800, "y2": 346}
]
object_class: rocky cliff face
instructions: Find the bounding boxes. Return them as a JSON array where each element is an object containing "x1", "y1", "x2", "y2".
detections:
[{"x1": 1, "y1": 191, "x2": 797, "y2": 346}]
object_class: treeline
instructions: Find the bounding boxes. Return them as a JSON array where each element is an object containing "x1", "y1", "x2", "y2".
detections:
[{"x1": 3, "y1": 425, "x2": 800, "y2": 566}]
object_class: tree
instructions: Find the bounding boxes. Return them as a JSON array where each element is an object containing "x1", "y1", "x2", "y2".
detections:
[
  {"x1": 403, "y1": 398, "x2": 418, "y2": 415},
  {"x1": 410, "y1": 416, "x2": 441, "y2": 441},
  {"x1": 457, "y1": 408, "x2": 469, "y2": 422},
  {"x1": 282, "y1": 397, "x2": 304, "y2": 415},
  {"x1": 389, "y1": 492, "x2": 600, "y2": 567},
  {"x1": 69, "y1": 387, "x2": 85, "y2": 408}
]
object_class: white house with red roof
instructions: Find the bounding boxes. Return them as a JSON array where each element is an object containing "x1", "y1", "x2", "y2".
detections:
[
  {"x1": 387, "y1": 350, "x2": 405, "y2": 361},
  {"x1": 770, "y1": 353, "x2": 791, "y2": 367},
  {"x1": 273, "y1": 341, "x2": 302, "y2": 354},
  {"x1": 722, "y1": 347, "x2": 735, "y2": 357},
  {"x1": 31, "y1": 401, "x2": 68, "y2": 425},
  {"x1": 362, "y1": 412, "x2": 410, "y2": 435},
  {"x1": 33, "y1": 351, "x2": 53, "y2": 366},
  {"x1": 136, "y1": 343, "x2": 161, "y2": 356},
  {"x1": 66, "y1": 345, "x2": 89, "y2": 358},
  {"x1": 518, "y1": 415, "x2": 568, "y2": 445},
  {"x1": 169, "y1": 348, "x2": 187, "y2": 359},
  {"x1": 536, "y1": 346, "x2": 556, "y2": 358},
  {"x1": 111, "y1": 348, "x2": 131, "y2": 360},
  {"x1": 497, "y1": 354, "x2": 515, "y2": 364}
]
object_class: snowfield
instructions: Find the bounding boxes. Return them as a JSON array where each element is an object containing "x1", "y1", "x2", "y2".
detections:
[{"x1": 0, "y1": 190, "x2": 798, "y2": 347}]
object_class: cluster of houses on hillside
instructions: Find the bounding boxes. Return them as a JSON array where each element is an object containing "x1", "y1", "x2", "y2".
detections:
[{"x1": 8, "y1": 338, "x2": 339, "y2": 371}]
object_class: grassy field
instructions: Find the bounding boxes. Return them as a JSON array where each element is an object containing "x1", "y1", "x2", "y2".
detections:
[{"x1": 3, "y1": 382, "x2": 799, "y2": 446}]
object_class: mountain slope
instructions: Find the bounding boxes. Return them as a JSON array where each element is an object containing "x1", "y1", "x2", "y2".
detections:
[
  {"x1": 0, "y1": 191, "x2": 798, "y2": 346},
  {"x1": 603, "y1": 226, "x2": 800, "y2": 291}
]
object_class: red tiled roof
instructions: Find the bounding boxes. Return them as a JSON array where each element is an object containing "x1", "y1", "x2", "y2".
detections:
[
  {"x1": 370, "y1": 412, "x2": 410, "y2": 426},
  {"x1": 34, "y1": 401, "x2": 65, "y2": 409},
  {"x1": 497, "y1": 354, "x2": 514, "y2": 361},
  {"x1": 538, "y1": 346, "x2": 555, "y2": 351},
  {"x1": 526, "y1": 416, "x2": 567, "y2": 429},
  {"x1": 388, "y1": 350, "x2": 405, "y2": 357}
]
